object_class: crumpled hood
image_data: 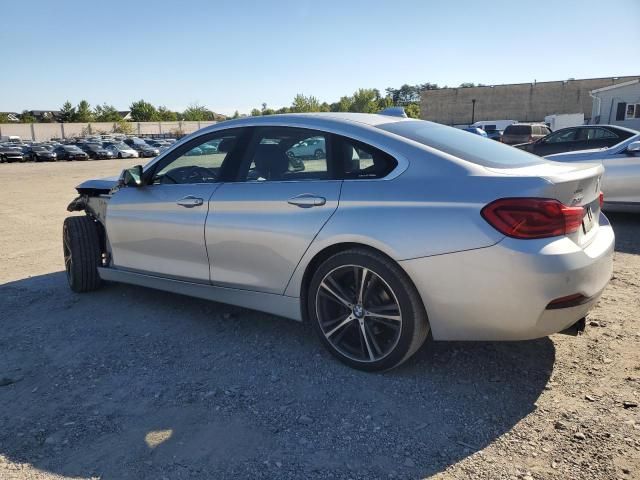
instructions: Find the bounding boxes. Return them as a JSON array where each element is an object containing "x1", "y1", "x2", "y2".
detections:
[{"x1": 75, "y1": 175, "x2": 119, "y2": 193}]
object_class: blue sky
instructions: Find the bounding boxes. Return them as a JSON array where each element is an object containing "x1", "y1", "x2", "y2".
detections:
[{"x1": 1, "y1": 0, "x2": 639, "y2": 116}]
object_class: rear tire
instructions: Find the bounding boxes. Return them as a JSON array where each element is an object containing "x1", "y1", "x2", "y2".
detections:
[
  {"x1": 63, "y1": 216, "x2": 102, "y2": 293},
  {"x1": 308, "y1": 248, "x2": 429, "y2": 371}
]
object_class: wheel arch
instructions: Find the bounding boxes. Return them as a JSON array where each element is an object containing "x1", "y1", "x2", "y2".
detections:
[{"x1": 295, "y1": 241, "x2": 422, "y2": 323}]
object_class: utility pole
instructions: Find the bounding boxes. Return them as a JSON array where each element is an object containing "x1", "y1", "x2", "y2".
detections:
[{"x1": 471, "y1": 99, "x2": 476, "y2": 124}]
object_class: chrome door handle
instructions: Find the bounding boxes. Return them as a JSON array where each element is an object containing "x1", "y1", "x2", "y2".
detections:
[
  {"x1": 287, "y1": 194, "x2": 326, "y2": 208},
  {"x1": 176, "y1": 196, "x2": 204, "y2": 208}
]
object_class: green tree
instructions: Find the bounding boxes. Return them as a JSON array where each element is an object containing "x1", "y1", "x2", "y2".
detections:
[
  {"x1": 349, "y1": 88, "x2": 382, "y2": 113},
  {"x1": 75, "y1": 100, "x2": 94, "y2": 122},
  {"x1": 20, "y1": 111, "x2": 36, "y2": 123},
  {"x1": 459, "y1": 82, "x2": 475, "y2": 88},
  {"x1": 157, "y1": 106, "x2": 178, "y2": 121},
  {"x1": 404, "y1": 103, "x2": 420, "y2": 118},
  {"x1": 0, "y1": 113, "x2": 10, "y2": 123},
  {"x1": 94, "y1": 103, "x2": 122, "y2": 122},
  {"x1": 262, "y1": 108, "x2": 275, "y2": 116},
  {"x1": 250, "y1": 108, "x2": 262, "y2": 117},
  {"x1": 291, "y1": 94, "x2": 321, "y2": 113},
  {"x1": 182, "y1": 103, "x2": 210, "y2": 121},
  {"x1": 130, "y1": 99, "x2": 158, "y2": 122},
  {"x1": 59, "y1": 101, "x2": 76, "y2": 123},
  {"x1": 113, "y1": 119, "x2": 133, "y2": 134},
  {"x1": 231, "y1": 110, "x2": 240, "y2": 119},
  {"x1": 275, "y1": 107, "x2": 290, "y2": 114},
  {"x1": 331, "y1": 95, "x2": 353, "y2": 112}
]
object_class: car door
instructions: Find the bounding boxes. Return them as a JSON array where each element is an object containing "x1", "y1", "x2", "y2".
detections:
[
  {"x1": 106, "y1": 128, "x2": 248, "y2": 282},
  {"x1": 205, "y1": 126, "x2": 341, "y2": 294}
]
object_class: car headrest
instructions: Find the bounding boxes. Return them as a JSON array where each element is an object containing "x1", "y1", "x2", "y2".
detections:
[
  {"x1": 217, "y1": 137, "x2": 237, "y2": 153},
  {"x1": 253, "y1": 143, "x2": 289, "y2": 180}
]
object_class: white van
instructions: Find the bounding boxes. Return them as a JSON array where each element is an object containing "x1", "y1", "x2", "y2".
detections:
[{"x1": 0, "y1": 135, "x2": 22, "y2": 144}]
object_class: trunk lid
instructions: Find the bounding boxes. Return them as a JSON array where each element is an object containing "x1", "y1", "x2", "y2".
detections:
[{"x1": 486, "y1": 160, "x2": 604, "y2": 247}]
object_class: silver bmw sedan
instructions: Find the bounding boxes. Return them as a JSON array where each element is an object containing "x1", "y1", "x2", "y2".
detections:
[{"x1": 64, "y1": 111, "x2": 614, "y2": 371}]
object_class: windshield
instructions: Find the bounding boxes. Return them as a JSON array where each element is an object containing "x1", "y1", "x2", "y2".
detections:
[
  {"x1": 32, "y1": 146, "x2": 46, "y2": 151},
  {"x1": 378, "y1": 120, "x2": 545, "y2": 168},
  {"x1": 64, "y1": 146, "x2": 81, "y2": 151}
]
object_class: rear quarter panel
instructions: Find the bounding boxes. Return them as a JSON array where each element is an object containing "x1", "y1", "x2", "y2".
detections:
[{"x1": 284, "y1": 173, "x2": 554, "y2": 298}]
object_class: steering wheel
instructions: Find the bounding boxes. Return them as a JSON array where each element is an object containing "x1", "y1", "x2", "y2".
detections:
[{"x1": 158, "y1": 166, "x2": 217, "y2": 184}]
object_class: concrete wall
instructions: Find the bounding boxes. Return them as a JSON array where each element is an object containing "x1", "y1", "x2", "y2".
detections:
[
  {"x1": 0, "y1": 121, "x2": 218, "y2": 141},
  {"x1": 591, "y1": 81, "x2": 640, "y2": 130},
  {"x1": 420, "y1": 76, "x2": 640, "y2": 125}
]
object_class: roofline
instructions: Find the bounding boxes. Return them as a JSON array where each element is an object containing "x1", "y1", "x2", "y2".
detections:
[
  {"x1": 421, "y1": 75, "x2": 640, "y2": 93},
  {"x1": 590, "y1": 79, "x2": 640, "y2": 94}
]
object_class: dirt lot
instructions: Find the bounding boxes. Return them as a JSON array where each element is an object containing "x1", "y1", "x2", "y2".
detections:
[{"x1": 0, "y1": 159, "x2": 639, "y2": 479}]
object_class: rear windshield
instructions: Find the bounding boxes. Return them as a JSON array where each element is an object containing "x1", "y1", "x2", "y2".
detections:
[
  {"x1": 378, "y1": 120, "x2": 545, "y2": 168},
  {"x1": 504, "y1": 125, "x2": 531, "y2": 135}
]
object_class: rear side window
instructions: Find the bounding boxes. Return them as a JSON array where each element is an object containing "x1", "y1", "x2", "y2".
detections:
[
  {"x1": 504, "y1": 125, "x2": 531, "y2": 135},
  {"x1": 379, "y1": 120, "x2": 545, "y2": 168},
  {"x1": 335, "y1": 136, "x2": 397, "y2": 179},
  {"x1": 240, "y1": 127, "x2": 329, "y2": 182}
]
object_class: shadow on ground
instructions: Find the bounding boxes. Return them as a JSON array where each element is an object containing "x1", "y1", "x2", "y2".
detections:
[
  {"x1": 608, "y1": 212, "x2": 640, "y2": 255},
  {"x1": 0, "y1": 272, "x2": 554, "y2": 479}
]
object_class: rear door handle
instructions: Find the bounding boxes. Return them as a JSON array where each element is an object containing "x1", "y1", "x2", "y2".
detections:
[
  {"x1": 176, "y1": 196, "x2": 204, "y2": 208},
  {"x1": 287, "y1": 194, "x2": 326, "y2": 208}
]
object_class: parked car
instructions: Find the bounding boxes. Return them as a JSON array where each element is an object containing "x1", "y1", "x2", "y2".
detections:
[
  {"x1": 483, "y1": 127, "x2": 503, "y2": 141},
  {"x1": 0, "y1": 146, "x2": 25, "y2": 163},
  {"x1": 546, "y1": 134, "x2": 640, "y2": 212},
  {"x1": 287, "y1": 136, "x2": 326, "y2": 158},
  {"x1": 515, "y1": 125, "x2": 637, "y2": 156},
  {"x1": 24, "y1": 145, "x2": 57, "y2": 162},
  {"x1": 124, "y1": 137, "x2": 160, "y2": 157},
  {"x1": 63, "y1": 112, "x2": 613, "y2": 371},
  {"x1": 132, "y1": 144, "x2": 160, "y2": 157},
  {"x1": 54, "y1": 145, "x2": 89, "y2": 161},
  {"x1": 84, "y1": 144, "x2": 116, "y2": 160},
  {"x1": 461, "y1": 127, "x2": 488, "y2": 137},
  {"x1": 501, "y1": 123, "x2": 551, "y2": 145},
  {"x1": 103, "y1": 142, "x2": 139, "y2": 159}
]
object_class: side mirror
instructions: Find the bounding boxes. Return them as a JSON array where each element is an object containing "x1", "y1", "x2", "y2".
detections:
[
  {"x1": 120, "y1": 165, "x2": 143, "y2": 187},
  {"x1": 626, "y1": 141, "x2": 640, "y2": 154}
]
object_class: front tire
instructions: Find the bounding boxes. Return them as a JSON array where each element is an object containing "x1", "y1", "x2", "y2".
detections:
[
  {"x1": 308, "y1": 249, "x2": 429, "y2": 371},
  {"x1": 63, "y1": 216, "x2": 102, "y2": 293}
]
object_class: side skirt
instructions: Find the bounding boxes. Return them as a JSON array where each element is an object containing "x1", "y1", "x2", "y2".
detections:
[{"x1": 97, "y1": 267, "x2": 302, "y2": 321}]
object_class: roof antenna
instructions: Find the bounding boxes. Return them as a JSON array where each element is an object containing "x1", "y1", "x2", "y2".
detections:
[{"x1": 379, "y1": 107, "x2": 408, "y2": 118}]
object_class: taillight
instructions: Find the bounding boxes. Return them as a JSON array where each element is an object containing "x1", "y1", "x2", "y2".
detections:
[
  {"x1": 481, "y1": 198, "x2": 584, "y2": 239},
  {"x1": 599, "y1": 191, "x2": 604, "y2": 208}
]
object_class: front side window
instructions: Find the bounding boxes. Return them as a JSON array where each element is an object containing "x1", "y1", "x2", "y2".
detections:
[
  {"x1": 240, "y1": 128, "x2": 329, "y2": 182},
  {"x1": 152, "y1": 132, "x2": 239, "y2": 185}
]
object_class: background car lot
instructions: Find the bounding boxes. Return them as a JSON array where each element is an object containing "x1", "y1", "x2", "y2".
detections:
[{"x1": 0, "y1": 160, "x2": 638, "y2": 479}]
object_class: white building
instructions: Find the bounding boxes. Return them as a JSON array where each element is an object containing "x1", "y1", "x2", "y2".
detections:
[{"x1": 590, "y1": 79, "x2": 640, "y2": 130}]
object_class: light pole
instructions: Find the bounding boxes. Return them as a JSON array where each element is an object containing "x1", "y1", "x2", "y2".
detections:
[{"x1": 471, "y1": 99, "x2": 476, "y2": 125}]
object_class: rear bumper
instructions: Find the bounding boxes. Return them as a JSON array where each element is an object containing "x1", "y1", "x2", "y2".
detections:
[{"x1": 399, "y1": 214, "x2": 615, "y2": 341}]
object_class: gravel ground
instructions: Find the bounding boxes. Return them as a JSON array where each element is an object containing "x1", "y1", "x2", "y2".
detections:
[{"x1": 0, "y1": 160, "x2": 638, "y2": 480}]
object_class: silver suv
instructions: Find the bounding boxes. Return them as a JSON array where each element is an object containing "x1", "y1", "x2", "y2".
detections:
[{"x1": 502, "y1": 123, "x2": 551, "y2": 145}]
